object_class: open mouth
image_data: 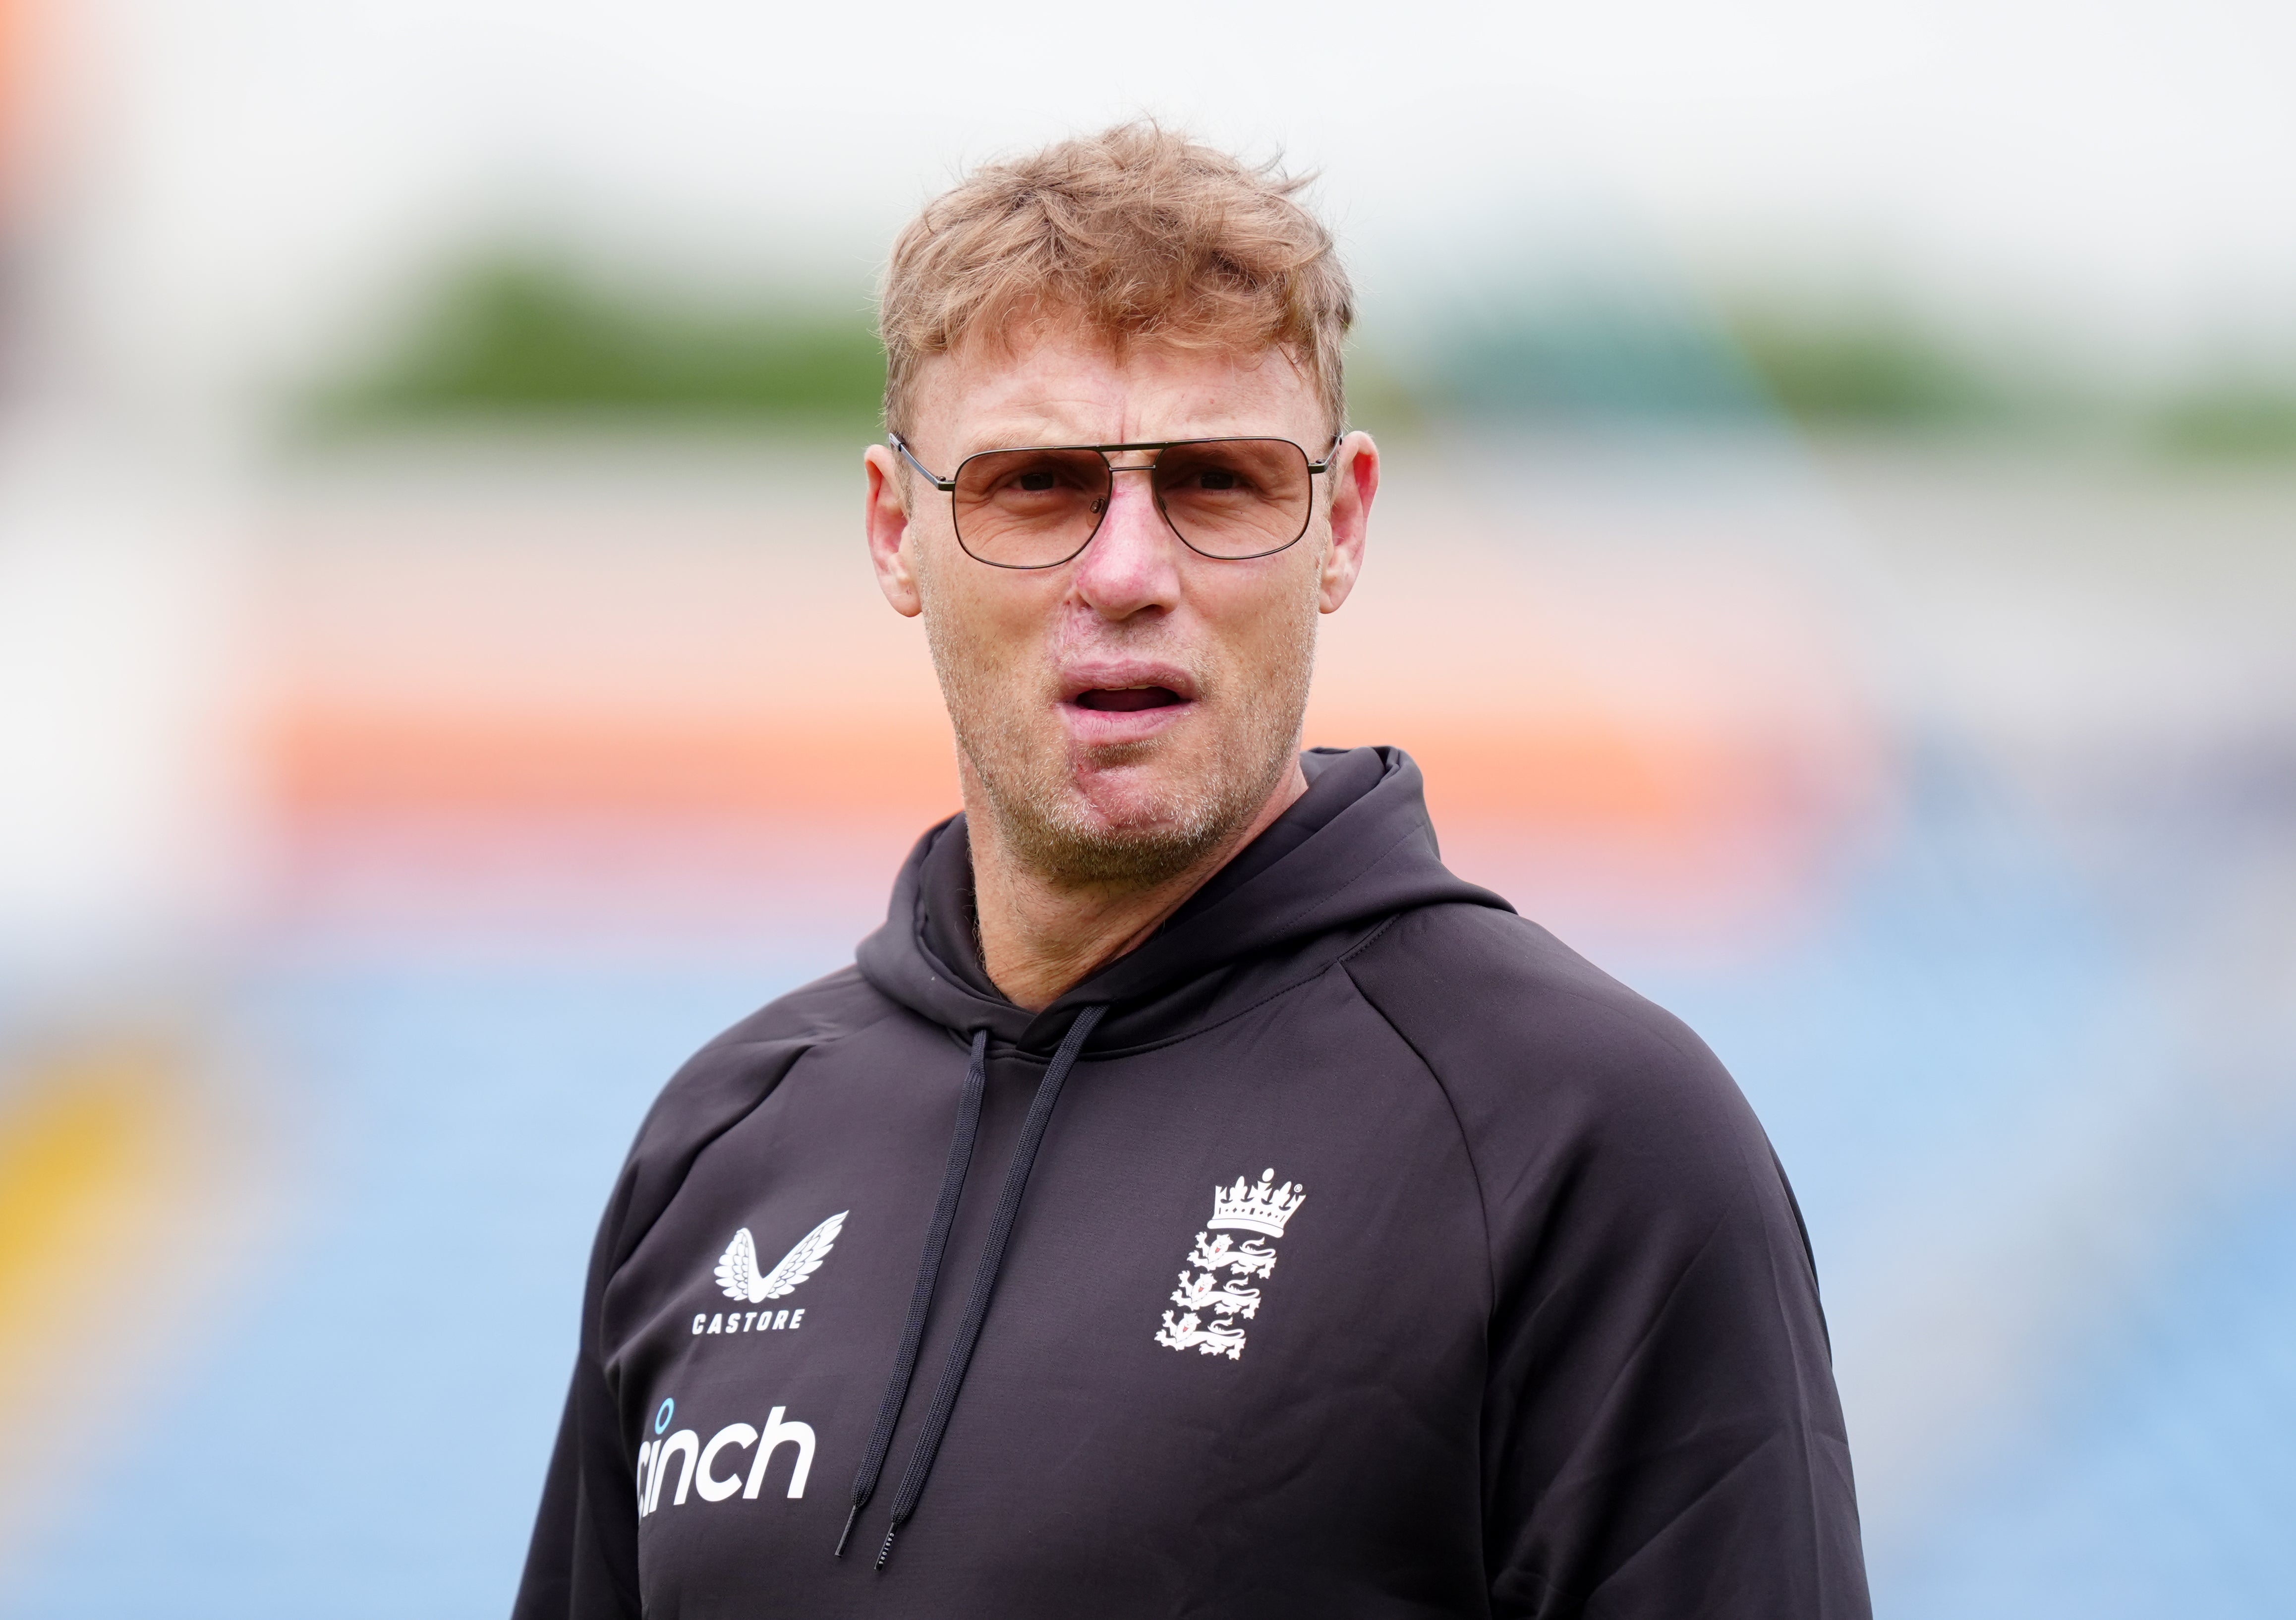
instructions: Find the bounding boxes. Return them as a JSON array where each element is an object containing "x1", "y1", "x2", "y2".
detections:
[{"x1": 1072, "y1": 687, "x2": 1187, "y2": 713}]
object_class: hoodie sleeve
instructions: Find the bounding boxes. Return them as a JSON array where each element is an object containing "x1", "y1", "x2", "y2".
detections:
[
  {"x1": 512, "y1": 1005, "x2": 846, "y2": 1620},
  {"x1": 1345, "y1": 905, "x2": 1870, "y2": 1620},
  {"x1": 512, "y1": 1167, "x2": 645, "y2": 1620}
]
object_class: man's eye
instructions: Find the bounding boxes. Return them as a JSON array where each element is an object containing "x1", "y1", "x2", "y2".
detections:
[
  {"x1": 1017, "y1": 470, "x2": 1058, "y2": 492},
  {"x1": 1195, "y1": 468, "x2": 1240, "y2": 491}
]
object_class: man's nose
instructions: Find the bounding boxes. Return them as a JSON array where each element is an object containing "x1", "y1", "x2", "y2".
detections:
[{"x1": 1071, "y1": 465, "x2": 1182, "y2": 619}]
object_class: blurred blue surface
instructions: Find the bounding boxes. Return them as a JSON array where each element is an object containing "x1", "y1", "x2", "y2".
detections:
[
  {"x1": 1899, "y1": 1174, "x2": 2296, "y2": 1618},
  {"x1": 8, "y1": 750, "x2": 2291, "y2": 1618},
  {"x1": 4, "y1": 958, "x2": 826, "y2": 1619}
]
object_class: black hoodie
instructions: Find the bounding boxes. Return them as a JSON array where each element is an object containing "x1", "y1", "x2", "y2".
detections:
[{"x1": 513, "y1": 746, "x2": 1869, "y2": 1619}]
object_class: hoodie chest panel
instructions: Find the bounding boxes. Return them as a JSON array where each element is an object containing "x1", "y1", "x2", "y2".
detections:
[{"x1": 610, "y1": 976, "x2": 1492, "y2": 1618}]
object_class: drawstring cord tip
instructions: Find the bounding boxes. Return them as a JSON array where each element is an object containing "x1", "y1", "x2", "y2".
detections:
[
  {"x1": 835, "y1": 1503, "x2": 860, "y2": 1559},
  {"x1": 875, "y1": 1525, "x2": 899, "y2": 1571}
]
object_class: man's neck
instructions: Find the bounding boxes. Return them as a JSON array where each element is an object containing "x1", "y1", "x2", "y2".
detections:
[{"x1": 967, "y1": 761, "x2": 1309, "y2": 1012}]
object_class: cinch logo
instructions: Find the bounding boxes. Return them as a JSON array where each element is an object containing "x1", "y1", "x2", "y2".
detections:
[{"x1": 636, "y1": 1395, "x2": 815, "y2": 1514}]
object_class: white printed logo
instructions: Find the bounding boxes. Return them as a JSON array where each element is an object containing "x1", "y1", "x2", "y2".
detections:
[
  {"x1": 1154, "y1": 1168, "x2": 1305, "y2": 1361},
  {"x1": 692, "y1": 1212, "x2": 846, "y2": 1337},
  {"x1": 636, "y1": 1396, "x2": 816, "y2": 1514},
  {"x1": 717, "y1": 1211, "x2": 846, "y2": 1303}
]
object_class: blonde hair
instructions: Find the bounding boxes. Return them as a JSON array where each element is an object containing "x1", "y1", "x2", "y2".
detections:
[{"x1": 879, "y1": 122, "x2": 1353, "y2": 437}]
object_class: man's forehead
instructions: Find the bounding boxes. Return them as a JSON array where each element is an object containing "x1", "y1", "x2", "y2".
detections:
[{"x1": 914, "y1": 329, "x2": 1319, "y2": 454}]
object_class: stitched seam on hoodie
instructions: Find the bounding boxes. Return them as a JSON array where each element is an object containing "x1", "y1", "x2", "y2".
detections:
[
  {"x1": 610, "y1": 1010, "x2": 898, "y2": 1275},
  {"x1": 588, "y1": 1037, "x2": 824, "y2": 1600},
  {"x1": 1338, "y1": 952, "x2": 1499, "y2": 1319}
]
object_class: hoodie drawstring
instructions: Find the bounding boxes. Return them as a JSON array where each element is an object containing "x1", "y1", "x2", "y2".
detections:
[
  {"x1": 837, "y1": 1027, "x2": 991, "y2": 1558},
  {"x1": 867, "y1": 1003, "x2": 1106, "y2": 1570}
]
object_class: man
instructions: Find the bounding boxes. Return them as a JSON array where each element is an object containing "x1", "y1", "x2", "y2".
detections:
[{"x1": 514, "y1": 124, "x2": 1868, "y2": 1619}]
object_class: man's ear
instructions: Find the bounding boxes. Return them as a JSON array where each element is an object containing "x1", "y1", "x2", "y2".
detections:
[
  {"x1": 1319, "y1": 431, "x2": 1378, "y2": 614},
  {"x1": 864, "y1": 443, "x2": 923, "y2": 618}
]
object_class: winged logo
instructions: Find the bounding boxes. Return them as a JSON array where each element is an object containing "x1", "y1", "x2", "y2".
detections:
[{"x1": 715, "y1": 1211, "x2": 848, "y2": 1304}]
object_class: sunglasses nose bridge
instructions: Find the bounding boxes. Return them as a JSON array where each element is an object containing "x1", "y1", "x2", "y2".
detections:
[{"x1": 1086, "y1": 457, "x2": 1179, "y2": 544}]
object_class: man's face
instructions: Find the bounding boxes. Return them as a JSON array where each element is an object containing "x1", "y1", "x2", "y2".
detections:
[{"x1": 864, "y1": 326, "x2": 1376, "y2": 888}]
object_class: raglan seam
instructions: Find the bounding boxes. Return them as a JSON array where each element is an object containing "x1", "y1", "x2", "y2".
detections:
[
  {"x1": 1343, "y1": 907, "x2": 1784, "y2": 1272},
  {"x1": 607, "y1": 1002, "x2": 904, "y2": 1281},
  {"x1": 609, "y1": 1045, "x2": 815, "y2": 1280},
  {"x1": 1473, "y1": 927, "x2": 1797, "y2": 1230},
  {"x1": 582, "y1": 1004, "x2": 911, "y2": 1601},
  {"x1": 1338, "y1": 952, "x2": 1498, "y2": 1319}
]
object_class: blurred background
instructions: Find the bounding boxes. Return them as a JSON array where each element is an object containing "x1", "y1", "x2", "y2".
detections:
[{"x1": 1, "y1": 0, "x2": 2293, "y2": 1613}]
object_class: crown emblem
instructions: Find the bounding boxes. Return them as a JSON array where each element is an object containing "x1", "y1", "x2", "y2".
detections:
[{"x1": 1207, "y1": 1167, "x2": 1306, "y2": 1237}]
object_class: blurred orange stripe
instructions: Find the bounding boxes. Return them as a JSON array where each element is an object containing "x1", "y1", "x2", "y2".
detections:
[
  {"x1": 269, "y1": 701, "x2": 1847, "y2": 840},
  {"x1": 267, "y1": 705, "x2": 961, "y2": 821},
  {"x1": 0, "y1": 1, "x2": 23, "y2": 170},
  {"x1": 1327, "y1": 720, "x2": 1797, "y2": 832}
]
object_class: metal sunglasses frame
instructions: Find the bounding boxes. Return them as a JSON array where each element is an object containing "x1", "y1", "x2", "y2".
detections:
[{"x1": 889, "y1": 431, "x2": 1346, "y2": 569}]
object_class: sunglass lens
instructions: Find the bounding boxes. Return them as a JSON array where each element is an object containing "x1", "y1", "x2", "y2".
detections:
[
  {"x1": 951, "y1": 449, "x2": 1110, "y2": 567},
  {"x1": 1152, "y1": 441, "x2": 1312, "y2": 558}
]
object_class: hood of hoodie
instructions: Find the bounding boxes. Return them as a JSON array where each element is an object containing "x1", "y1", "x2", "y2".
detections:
[{"x1": 856, "y1": 745, "x2": 1511, "y2": 1055}]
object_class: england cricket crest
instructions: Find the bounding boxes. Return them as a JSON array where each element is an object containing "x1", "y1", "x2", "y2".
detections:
[{"x1": 1153, "y1": 1168, "x2": 1306, "y2": 1361}]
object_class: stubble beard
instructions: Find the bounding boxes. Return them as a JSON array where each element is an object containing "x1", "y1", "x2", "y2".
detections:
[{"x1": 923, "y1": 588, "x2": 1320, "y2": 893}]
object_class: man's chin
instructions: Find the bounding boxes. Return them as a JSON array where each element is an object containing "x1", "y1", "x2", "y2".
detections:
[
  {"x1": 1067, "y1": 737, "x2": 1180, "y2": 790},
  {"x1": 1059, "y1": 783, "x2": 1205, "y2": 847},
  {"x1": 988, "y1": 758, "x2": 1246, "y2": 890},
  {"x1": 1007, "y1": 817, "x2": 1229, "y2": 891},
  {"x1": 1060, "y1": 749, "x2": 1240, "y2": 832}
]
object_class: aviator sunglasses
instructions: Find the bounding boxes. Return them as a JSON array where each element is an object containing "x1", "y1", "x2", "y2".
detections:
[{"x1": 891, "y1": 432, "x2": 1346, "y2": 570}]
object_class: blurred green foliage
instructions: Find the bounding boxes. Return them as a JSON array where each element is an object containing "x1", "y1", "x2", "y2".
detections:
[
  {"x1": 309, "y1": 247, "x2": 2296, "y2": 459},
  {"x1": 2155, "y1": 384, "x2": 2296, "y2": 458},
  {"x1": 1415, "y1": 303, "x2": 1761, "y2": 420},
  {"x1": 1723, "y1": 309, "x2": 1998, "y2": 424},
  {"x1": 1336, "y1": 349, "x2": 1427, "y2": 438},
  {"x1": 313, "y1": 253, "x2": 885, "y2": 427},
  {"x1": 1378, "y1": 294, "x2": 2008, "y2": 428}
]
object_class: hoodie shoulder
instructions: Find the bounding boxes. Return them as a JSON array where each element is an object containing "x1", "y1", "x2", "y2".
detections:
[
  {"x1": 634, "y1": 964, "x2": 897, "y2": 1147},
  {"x1": 1344, "y1": 904, "x2": 1864, "y2": 1616},
  {"x1": 686, "y1": 963, "x2": 900, "y2": 1063},
  {"x1": 608, "y1": 964, "x2": 901, "y2": 1272},
  {"x1": 1341, "y1": 902, "x2": 1796, "y2": 1250}
]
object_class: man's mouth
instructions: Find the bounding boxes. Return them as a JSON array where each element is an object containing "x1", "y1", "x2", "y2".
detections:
[{"x1": 1072, "y1": 687, "x2": 1187, "y2": 713}]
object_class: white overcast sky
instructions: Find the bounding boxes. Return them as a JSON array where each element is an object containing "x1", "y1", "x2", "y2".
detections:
[{"x1": 32, "y1": 0, "x2": 2296, "y2": 392}]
